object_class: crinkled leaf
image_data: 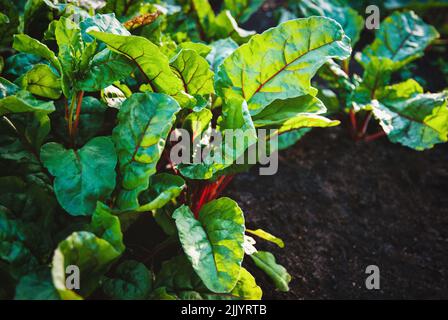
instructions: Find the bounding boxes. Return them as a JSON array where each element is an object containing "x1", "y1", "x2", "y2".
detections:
[
  {"x1": 102, "y1": 260, "x2": 152, "y2": 300},
  {"x1": 357, "y1": 11, "x2": 439, "y2": 70},
  {"x1": 52, "y1": 231, "x2": 121, "y2": 300},
  {"x1": 173, "y1": 198, "x2": 245, "y2": 293},
  {"x1": 178, "y1": 42, "x2": 211, "y2": 57},
  {"x1": 0, "y1": 90, "x2": 55, "y2": 116},
  {"x1": 19, "y1": 64, "x2": 62, "y2": 99},
  {"x1": 250, "y1": 251, "x2": 291, "y2": 292},
  {"x1": 206, "y1": 38, "x2": 238, "y2": 73},
  {"x1": 216, "y1": 17, "x2": 351, "y2": 115},
  {"x1": 371, "y1": 80, "x2": 448, "y2": 150},
  {"x1": 170, "y1": 49, "x2": 215, "y2": 96},
  {"x1": 40, "y1": 136, "x2": 117, "y2": 216},
  {"x1": 113, "y1": 93, "x2": 180, "y2": 211}
]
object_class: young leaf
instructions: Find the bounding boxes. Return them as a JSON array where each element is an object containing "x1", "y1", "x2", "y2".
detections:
[
  {"x1": 102, "y1": 260, "x2": 152, "y2": 300},
  {"x1": 51, "y1": 231, "x2": 121, "y2": 300},
  {"x1": 216, "y1": 17, "x2": 351, "y2": 115},
  {"x1": 358, "y1": 11, "x2": 439, "y2": 70},
  {"x1": 137, "y1": 173, "x2": 186, "y2": 212},
  {"x1": 40, "y1": 137, "x2": 117, "y2": 216},
  {"x1": 91, "y1": 202, "x2": 125, "y2": 254},
  {"x1": 170, "y1": 49, "x2": 215, "y2": 96},
  {"x1": 246, "y1": 229, "x2": 285, "y2": 248},
  {"x1": 19, "y1": 64, "x2": 62, "y2": 99},
  {"x1": 173, "y1": 198, "x2": 245, "y2": 293},
  {"x1": 89, "y1": 31, "x2": 185, "y2": 97},
  {"x1": 371, "y1": 80, "x2": 448, "y2": 150},
  {"x1": 250, "y1": 251, "x2": 291, "y2": 292},
  {"x1": 113, "y1": 93, "x2": 180, "y2": 211}
]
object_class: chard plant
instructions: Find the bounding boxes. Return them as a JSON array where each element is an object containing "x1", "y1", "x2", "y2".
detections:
[
  {"x1": 286, "y1": 0, "x2": 448, "y2": 150},
  {"x1": 0, "y1": 0, "x2": 351, "y2": 300}
]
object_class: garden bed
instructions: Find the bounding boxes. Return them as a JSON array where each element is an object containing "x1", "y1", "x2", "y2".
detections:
[{"x1": 227, "y1": 125, "x2": 448, "y2": 299}]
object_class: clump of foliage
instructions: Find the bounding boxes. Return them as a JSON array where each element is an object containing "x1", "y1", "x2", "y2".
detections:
[
  {"x1": 285, "y1": 0, "x2": 448, "y2": 150},
  {"x1": 0, "y1": 0, "x2": 352, "y2": 300}
]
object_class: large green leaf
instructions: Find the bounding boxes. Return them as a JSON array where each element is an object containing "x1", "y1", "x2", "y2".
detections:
[
  {"x1": 246, "y1": 229, "x2": 285, "y2": 248},
  {"x1": 216, "y1": 17, "x2": 351, "y2": 115},
  {"x1": 170, "y1": 49, "x2": 215, "y2": 96},
  {"x1": 173, "y1": 198, "x2": 245, "y2": 293},
  {"x1": 154, "y1": 255, "x2": 262, "y2": 300},
  {"x1": 113, "y1": 93, "x2": 180, "y2": 211},
  {"x1": 250, "y1": 251, "x2": 291, "y2": 292},
  {"x1": 19, "y1": 64, "x2": 62, "y2": 99},
  {"x1": 102, "y1": 260, "x2": 152, "y2": 300},
  {"x1": 370, "y1": 80, "x2": 448, "y2": 150},
  {"x1": 0, "y1": 90, "x2": 55, "y2": 116},
  {"x1": 357, "y1": 11, "x2": 439, "y2": 70},
  {"x1": 89, "y1": 31, "x2": 185, "y2": 98},
  {"x1": 13, "y1": 34, "x2": 61, "y2": 73},
  {"x1": 40, "y1": 137, "x2": 117, "y2": 216},
  {"x1": 298, "y1": 0, "x2": 364, "y2": 47},
  {"x1": 51, "y1": 231, "x2": 121, "y2": 300}
]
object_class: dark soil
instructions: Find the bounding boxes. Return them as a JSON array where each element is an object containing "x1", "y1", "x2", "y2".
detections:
[{"x1": 225, "y1": 125, "x2": 448, "y2": 300}]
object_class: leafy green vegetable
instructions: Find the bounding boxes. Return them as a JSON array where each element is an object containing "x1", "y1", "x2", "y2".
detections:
[
  {"x1": 112, "y1": 92, "x2": 180, "y2": 211},
  {"x1": 19, "y1": 64, "x2": 62, "y2": 99},
  {"x1": 173, "y1": 198, "x2": 245, "y2": 293},
  {"x1": 40, "y1": 137, "x2": 117, "y2": 216}
]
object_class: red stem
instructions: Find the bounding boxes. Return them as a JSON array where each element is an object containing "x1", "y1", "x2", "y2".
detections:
[
  {"x1": 349, "y1": 109, "x2": 358, "y2": 133},
  {"x1": 72, "y1": 91, "x2": 84, "y2": 137},
  {"x1": 360, "y1": 111, "x2": 373, "y2": 137},
  {"x1": 364, "y1": 130, "x2": 386, "y2": 142}
]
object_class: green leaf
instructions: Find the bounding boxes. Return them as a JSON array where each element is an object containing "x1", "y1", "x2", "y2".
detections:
[
  {"x1": 178, "y1": 42, "x2": 211, "y2": 57},
  {"x1": 91, "y1": 202, "x2": 125, "y2": 254},
  {"x1": 357, "y1": 11, "x2": 439, "y2": 70},
  {"x1": 206, "y1": 38, "x2": 239, "y2": 73},
  {"x1": 183, "y1": 108, "x2": 213, "y2": 141},
  {"x1": 78, "y1": 49, "x2": 136, "y2": 92},
  {"x1": 250, "y1": 251, "x2": 291, "y2": 292},
  {"x1": 89, "y1": 31, "x2": 185, "y2": 98},
  {"x1": 102, "y1": 260, "x2": 152, "y2": 300},
  {"x1": 52, "y1": 231, "x2": 121, "y2": 300},
  {"x1": 137, "y1": 173, "x2": 185, "y2": 213},
  {"x1": 170, "y1": 49, "x2": 215, "y2": 96},
  {"x1": 216, "y1": 17, "x2": 351, "y2": 116},
  {"x1": 277, "y1": 129, "x2": 311, "y2": 150},
  {"x1": 298, "y1": 0, "x2": 364, "y2": 47},
  {"x1": 246, "y1": 229, "x2": 284, "y2": 248},
  {"x1": 113, "y1": 92, "x2": 180, "y2": 211},
  {"x1": 155, "y1": 255, "x2": 261, "y2": 300},
  {"x1": 75, "y1": 96, "x2": 108, "y2": 145},
  {"x1": 173, "y1": 198, "x2": 245, "y2": 293},
  {"x1": 80, "y1": 13, "x2": 130, "y2": 43},
  {"x1": 223, "y1": 0, "x2": 264, "y2": 24},
  {"x1": 40, "y1": 136, "x2": 117, "y2": 216},
  {"x1": 371, "y1": 80, "x2": 448, "y2": 150},
  {"x1": 15, "y1": 268, "x2": 59, "y2": 300},
  {"x1": 0, "y1": 90, "x2": 55, "y2": 116},
  {"x1": 0, "y1": 77, "x2": 19, "y2": 98},
  {"x1": 252, "y1": 95, "x2": 340, "y2": 133},
  {"x1": 13, "y1": 34, "x2": 61, "y2": 73},
  {"x1": 20, "y1": 64, "x2": 62, "y2": 99},
  {"x1": 3, "y1": 53, "x2": 45, "y2": 79}
]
